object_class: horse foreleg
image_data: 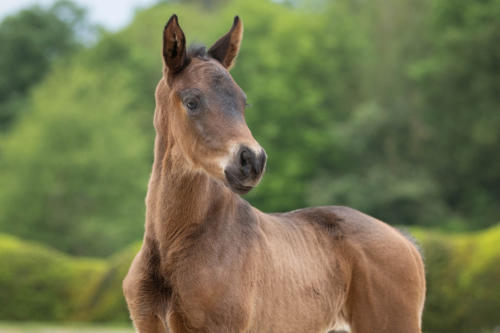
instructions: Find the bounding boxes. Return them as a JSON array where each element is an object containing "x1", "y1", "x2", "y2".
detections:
[
  {"x1": 123, "y1": 249, "x2": 169, "y2": 333},
  {"x1": 130, "y1": 314, "x2": 167, "y2": 333},
  {"x1": 167, "y1": 311, "x2": 193, "y2": 333}
]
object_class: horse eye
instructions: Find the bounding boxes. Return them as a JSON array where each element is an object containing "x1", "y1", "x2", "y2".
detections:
[{"x1": 185, "y1": 100, "x2": 198, "y2": 111}]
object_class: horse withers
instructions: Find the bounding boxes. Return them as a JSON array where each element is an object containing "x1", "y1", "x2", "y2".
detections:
[{"x1": 123, "y1": 15, "x2": 426, "y2": 333}]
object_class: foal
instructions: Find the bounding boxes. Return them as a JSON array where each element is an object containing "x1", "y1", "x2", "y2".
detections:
[{"x1": 123, "y1": 15, "x2": 426, "y2": 333}]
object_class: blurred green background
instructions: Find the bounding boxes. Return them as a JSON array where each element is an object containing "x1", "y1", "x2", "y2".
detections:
[{"x1": 0, "y1": 0, "x2": 499, "y2": 332}]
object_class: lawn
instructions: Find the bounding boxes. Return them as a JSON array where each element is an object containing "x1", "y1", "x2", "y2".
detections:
[{"x1": 0, "y1": 323, "x2": 134, "y2": 333}]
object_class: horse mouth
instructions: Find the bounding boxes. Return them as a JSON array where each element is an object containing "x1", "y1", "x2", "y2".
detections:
[{"x1": 224, "y1": 170, "x2": 254, "y2": 195}]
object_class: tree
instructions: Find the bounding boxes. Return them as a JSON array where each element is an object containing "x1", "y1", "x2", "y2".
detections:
[
  {"x1": 1, "y1": 0, "x2": 499, "y2": 257},
  {"x1": 0, "y1": 0, "x2": 92, "y2": 131},
  {"x1": 413, "y1": 0, "x2": 500, "y2": 228}
]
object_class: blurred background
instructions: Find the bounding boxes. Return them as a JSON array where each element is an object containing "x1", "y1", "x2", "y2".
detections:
[{"x1": 0, "y1": 0, "x2": 499, "y2": 332}]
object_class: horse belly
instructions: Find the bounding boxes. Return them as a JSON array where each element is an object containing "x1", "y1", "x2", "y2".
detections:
[
  {"x1": 246, "y1": 282, "x2": 344, "y2": 333},
  {"x1": 171, "y1": 263, "x2": 343, "y2": 332},
  {"x1": 243, "y1": 219, "x2": 348, "y2": 332}
]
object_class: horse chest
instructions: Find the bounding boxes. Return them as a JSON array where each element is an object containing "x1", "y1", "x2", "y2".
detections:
[{"x1": 168, "y1": 242, "x2": 253, "y2": 330}]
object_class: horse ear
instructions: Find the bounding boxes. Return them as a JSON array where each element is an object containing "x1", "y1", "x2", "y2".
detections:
[
  {"x1": 163, "y1": 14, "x2": 188, "y2": 76},
  {"x1": 208, "y1": 16, "x2": 243, "y2": 70}
]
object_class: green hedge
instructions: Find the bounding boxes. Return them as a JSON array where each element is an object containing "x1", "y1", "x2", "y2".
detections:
[
  {"x1": 414, "y1": 225, "x2": 500, "y2": 332},
  {"x1": 0, "y1": 234, "x2": 140, "y2": 323},
  {"x1": 84, "y1": 243, "x2": 141, "y2": 323},
  {"x1": 0, "y1": 234, "x2": 107, "y2": 321},
  {"x1": 1, "y1": 226, "x2": 499, "y2": 332}
]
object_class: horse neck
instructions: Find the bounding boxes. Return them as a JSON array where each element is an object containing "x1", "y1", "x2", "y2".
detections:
[{"x1": 145, "y1": 127, "x2": 236, "y2": 262}]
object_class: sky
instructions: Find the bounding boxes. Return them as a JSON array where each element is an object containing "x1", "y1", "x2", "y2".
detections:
[{"x1": 0, "y1": 0, "x2": 157, "y2": 30}]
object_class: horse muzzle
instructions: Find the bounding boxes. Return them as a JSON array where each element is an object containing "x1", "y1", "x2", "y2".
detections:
[{"x1": 224, "y1": 145, "x2": 267, "y2": 194}]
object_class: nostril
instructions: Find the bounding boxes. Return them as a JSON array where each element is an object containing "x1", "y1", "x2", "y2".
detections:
[
  {"x1": 238, "y1": 146, "x2": 265, "y2": 179},
  {"x1": 240, "y1": 150, "x2": 250, "y2": 167},
  {"x1": 239, "y1": 148, "x2": 252, "y2": 176}
]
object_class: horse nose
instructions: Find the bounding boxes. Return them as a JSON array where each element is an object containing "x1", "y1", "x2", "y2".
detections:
[{"x1": 239, "y1": 146, "x2": 266, "y2": 179}]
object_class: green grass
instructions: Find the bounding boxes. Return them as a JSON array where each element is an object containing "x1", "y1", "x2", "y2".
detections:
[{"x1": 0, "y1": 323, "x2": 134, "y2": 333}]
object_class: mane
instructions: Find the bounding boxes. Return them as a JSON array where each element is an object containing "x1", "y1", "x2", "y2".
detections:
[{"x1": 187, "y1": 43, "x2": 209, "y2": 60}]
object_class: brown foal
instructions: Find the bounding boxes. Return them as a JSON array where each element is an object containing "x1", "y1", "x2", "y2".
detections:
[{"x1": 123, "y1": 15, "x2": 426, "y2": 333}]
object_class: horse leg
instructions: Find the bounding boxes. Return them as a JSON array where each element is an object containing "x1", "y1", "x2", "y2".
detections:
[
  {"x1": 348, "y1": 298, "x2": 422, "y2": 333},
  {"x1": 167, "y1": 311, "x2": 192, "y2": 333},
  {"x1": 346, "y1": 265, "x2": 424, "y2": 332},
  {"x1": 123, "y1": 281, "x2": 167, "y2": 333},
  {"x1": 130, "y1": 314, "x2": 167, "y2": 333},
  {"x1": 123, "y1": 248, "x2": 169, "y2": 333},
  {"x1": 344, "y1": 258, "x2": 424, "y2": 331}
]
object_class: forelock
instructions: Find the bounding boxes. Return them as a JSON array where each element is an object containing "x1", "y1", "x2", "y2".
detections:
[{"x1": 187, "y1": 43, "x2": 209, "y2": 60}]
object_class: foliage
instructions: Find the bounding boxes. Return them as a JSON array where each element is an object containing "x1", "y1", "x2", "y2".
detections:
[
  {"x1": 0, "y1": 233, "x2": 139, "y2": 323},
  {"x1": 0, "y1": 58, "x2": 150, "y2": 256},
  {"x1": 0, "y1": 234, "x2": 106, "y2": 321},
  {"x1": 414, "y1": 225, "x2": 500, "y2": 332},
  {"x1": 0, "y1": 0, "x2": 499, "y2": 253},
  {"x1": 0, "y1": 0, "x2": 498, "y2": 329},
  {"x1": 412, "y1": 0, "x2": 500, "y2": 228},
  {"x1": 85, "y1": 243, "x2": 141, "y2": 323},
  {"x1": 0, "y1": 0, "x2": 92, "y2": 131},
  {"x1": 302, "y1": 0, "x2": 500, "y2": 228}
]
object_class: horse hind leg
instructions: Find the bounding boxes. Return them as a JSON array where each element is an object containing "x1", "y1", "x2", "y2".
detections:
[
  {"x1": 347, "y1": 295, "x2": 422, "y2": 333},
  {"x1": 345, "y1": 267, "x2": 424, "y2": 332}
]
